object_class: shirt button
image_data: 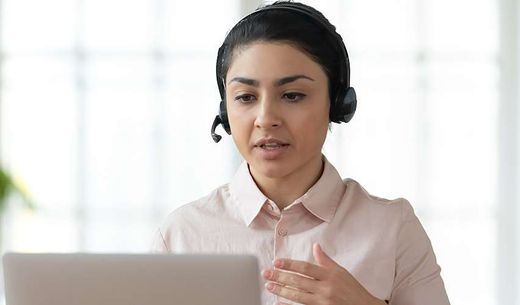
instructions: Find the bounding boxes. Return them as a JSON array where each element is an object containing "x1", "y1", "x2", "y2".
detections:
[{"x1": 277, "y1": 228, "x2": 288, "y2": 237}]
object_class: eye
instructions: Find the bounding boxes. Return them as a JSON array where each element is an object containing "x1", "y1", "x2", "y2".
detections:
[
  {"x1": 234, "y1": 94, "x2": 256, "y2": 104},
  {"x1": 282, "y1": 92, "x2": 306, "y2": 102}
]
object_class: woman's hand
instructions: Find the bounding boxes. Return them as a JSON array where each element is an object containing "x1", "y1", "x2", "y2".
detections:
[{"x1": 262, "y1": 243, "x2": 387, "y2": 305}]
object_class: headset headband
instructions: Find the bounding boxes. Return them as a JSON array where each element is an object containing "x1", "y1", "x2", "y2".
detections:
[{"x1": 216, "y1": 3, "x2": 351, "y2": 100}]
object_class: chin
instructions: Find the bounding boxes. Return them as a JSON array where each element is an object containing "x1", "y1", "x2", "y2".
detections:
[{"x1": 249, "y1": 159, "x2": 294, "y2": 179}]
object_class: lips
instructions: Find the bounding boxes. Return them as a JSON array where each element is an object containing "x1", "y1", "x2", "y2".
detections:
[
  {"x1": 253, "y1": 137, "x2": 289, "y2": 148},
  {"x1": 260, "y1": 143, "x2": 288, "y2": 150},
  {"x1": 252, "y1": 137, "x2": 290, "y2": 160}
]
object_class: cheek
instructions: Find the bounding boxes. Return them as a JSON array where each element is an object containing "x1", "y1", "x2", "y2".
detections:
[
  {"x1": 228, "y1": 105, "x2": 247, "y2": 134},
  {"x1": 305, "y1": 121, "x2": 329, "y2": 147},
  {"x1": 293, "y1": 103, "x2": 329, "y2": 145},
  {"x1": 227, "y1": 104, "x2": 252, "y2": 150},
  {"x1": 290, "y1": 112, "x2": 328, "y2": 147}
]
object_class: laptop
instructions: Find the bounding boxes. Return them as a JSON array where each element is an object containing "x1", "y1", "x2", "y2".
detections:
[{"x1": 3, "y1": 253, "x2": 262, "y2": 305}]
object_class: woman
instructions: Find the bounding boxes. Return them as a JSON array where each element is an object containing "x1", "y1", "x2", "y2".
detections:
[{"x1": 152, "y1": 2, "x2": 450, "y2": 305}]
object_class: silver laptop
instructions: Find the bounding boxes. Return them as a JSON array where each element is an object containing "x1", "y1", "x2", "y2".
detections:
[{"x1": 3, "y1": 253, "x2": 262, "y2": 305}]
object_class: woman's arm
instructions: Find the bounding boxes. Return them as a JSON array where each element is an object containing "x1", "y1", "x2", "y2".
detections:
[
  {"x1": 150, "y1": 228, "x2": 170, "y2": 253},
  {"x1": 389, "y1": 200, "x2": 450, "y2": 305}
]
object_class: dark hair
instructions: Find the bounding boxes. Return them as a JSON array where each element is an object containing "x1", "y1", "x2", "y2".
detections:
[{"x1": 218, "y1": 1, "x2": 343, "y2": 101}]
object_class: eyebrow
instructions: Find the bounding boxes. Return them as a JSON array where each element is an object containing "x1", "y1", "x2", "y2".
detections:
[{"x1": 227, "y1": 74, "x2": 315, "y2": 87}]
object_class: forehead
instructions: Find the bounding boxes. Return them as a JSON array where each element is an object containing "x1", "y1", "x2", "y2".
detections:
[{"x1": 226, "y1": 42, "x2": 328, "y2": 83}]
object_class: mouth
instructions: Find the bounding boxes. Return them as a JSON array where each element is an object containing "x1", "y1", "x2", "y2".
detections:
[
  {"x1": 253, "y1": 137, "x2": 290, "y2": 149},
  {"x1": 253, "y1": 138, "x2": 290, "y2": 159},
  {"x1": 257, "y1": 143, "x2": 290, "y2": 150}
]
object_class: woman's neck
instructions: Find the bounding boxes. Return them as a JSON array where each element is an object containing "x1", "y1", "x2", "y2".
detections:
[{"x1": 249, "y1": 155, "x2": 325, "y2": 210}]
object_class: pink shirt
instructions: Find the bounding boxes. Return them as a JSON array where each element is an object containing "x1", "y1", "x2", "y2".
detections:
[{"x1": 151, "y1": 157, "x2": 450, "y2": 305}]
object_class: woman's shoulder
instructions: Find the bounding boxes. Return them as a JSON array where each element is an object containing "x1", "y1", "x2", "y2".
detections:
[
  {"x1": 152, "y1": 183, "x2": 236, "y2": 252},
  {"x1": 341, "y1": 178, "x2": 416, "y2": 220}
]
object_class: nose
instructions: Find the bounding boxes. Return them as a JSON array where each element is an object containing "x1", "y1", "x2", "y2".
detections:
[{"x1": 254, "y1": 97, "x2": 282, "y2": 129}]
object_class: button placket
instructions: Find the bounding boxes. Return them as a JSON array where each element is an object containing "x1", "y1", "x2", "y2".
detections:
[
  {"x1": 275, "y1": 211, "x2": 289, "y2": 238},
  {"x1": 277, "y1": 228, "x2": 288, "y2": 237},
  {"x1": 273, "y1": 213, "x2": 289, "y2": 262}
]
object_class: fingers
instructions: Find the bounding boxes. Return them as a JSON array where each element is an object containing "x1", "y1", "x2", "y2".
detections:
[
  {"x1": 273, "y1": 258, "x2": 327, "y2": 280},
  {"x1": 265, "y1": 281, "x2": 315, "y2": 305},
  {"x1": 263, "y1": 269, "x2": 316, "y2": 293}
]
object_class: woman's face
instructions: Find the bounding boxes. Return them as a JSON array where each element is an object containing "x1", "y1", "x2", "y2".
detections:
[{"x1": 225, "y1": 42, "x2": 330, "y2": 181}]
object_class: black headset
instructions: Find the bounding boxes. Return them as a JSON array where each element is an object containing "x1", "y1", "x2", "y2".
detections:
[{"x1": 211, "y1": 2, "x2": 357, "y2": 143}]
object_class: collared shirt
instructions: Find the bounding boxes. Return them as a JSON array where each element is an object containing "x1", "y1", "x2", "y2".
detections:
[{"x1": 151, "y1": 157, "x2": 450, "y2": 305}]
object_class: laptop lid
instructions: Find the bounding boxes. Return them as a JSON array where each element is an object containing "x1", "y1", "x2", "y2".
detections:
[{"x1": 3, "y1": 253, "x2": 262, "y2": 305}]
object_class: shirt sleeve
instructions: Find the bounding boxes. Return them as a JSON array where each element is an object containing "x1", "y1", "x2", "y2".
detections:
[
  {"x1": 150, "y1": 228, "x2": 170, "y2": 253},
  {"x1": 389, "y1": 200, "x2": 450, "y2": 305}
]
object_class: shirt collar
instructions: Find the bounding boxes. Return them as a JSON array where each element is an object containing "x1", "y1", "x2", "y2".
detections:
[
  {"x1": 229, "y1": 161, "x2": 268, "y2": 226},
  {"x1": 297, "y1": 156, "x2": 345, "y2": 223},
  {"x1": 229, "y1": 156, "x2": 345, "y2": 226}
]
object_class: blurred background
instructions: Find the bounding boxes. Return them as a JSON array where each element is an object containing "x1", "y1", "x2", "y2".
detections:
[{"x1": 0, "y1": 0, "x2": 518, "y2": 304}]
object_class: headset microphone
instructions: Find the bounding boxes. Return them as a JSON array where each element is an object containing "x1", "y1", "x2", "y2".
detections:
[
  {"x1": 211, "y1": 116, "x2": 223, "y2": 143},
  {"x1": 211, "y1": 100, "x2": 231, "y2": 143}
]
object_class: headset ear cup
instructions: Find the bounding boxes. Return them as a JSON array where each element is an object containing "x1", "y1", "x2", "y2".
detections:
[
  {"x1": 341, "y1": 87, "x2": 357, "y2": 123},
  {"x1": 219, "y1": 100, "x2": 232, "y2": 135},
  {"x1": 330, "y1": 87, "x2": 357, "y2": 123}
]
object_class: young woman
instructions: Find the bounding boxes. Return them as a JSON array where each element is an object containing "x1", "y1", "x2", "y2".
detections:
[{"x1": 152, "y1": 2, "x2": 450, "y2": 305}]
